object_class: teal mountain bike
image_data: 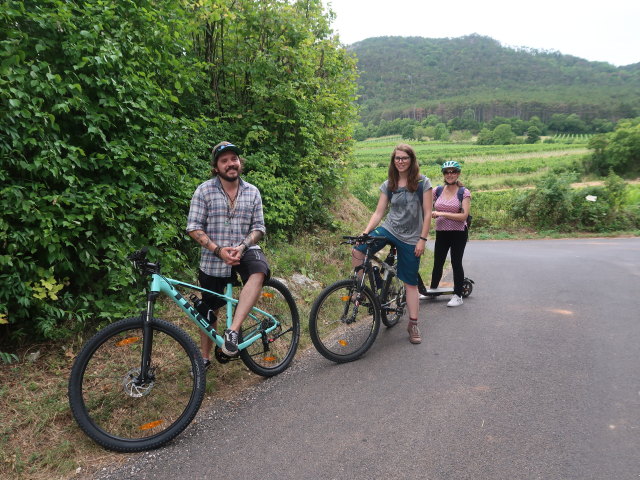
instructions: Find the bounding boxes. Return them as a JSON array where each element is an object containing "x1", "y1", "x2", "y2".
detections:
[{"x1": 68, "y1": 248, "x2": 300, "y2": 452}]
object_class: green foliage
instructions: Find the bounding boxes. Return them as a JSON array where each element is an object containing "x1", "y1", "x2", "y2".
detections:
[
  {"x1": 433, "y1": 123, "x2": 450, "y2": 141},
  {"x1": 189, "y1": 0, "x2": 358, "y2": 234},
  {"x1": 1, "y1": 0, "x2": 205, "y2": 341},
  {"x1": 1, "y1": 0, "x2": 358, "y2": 342},
  {"x1": 510, "y1": 170, "x2": 640, "y2": 232},
  {"x1": 350, "y1": 35, "x2": 640, "y2": 125},
  {"x1": 585, "y1": 118, "x2": 640, "y2": 175},
  {"x1": 548, "y1": 113, "x2": 588, "y2": 134},
  {"x1": 492, "y1": 124, "x2": 516, "y2": 145},
  {"x1": 470, "y1": 189, "x2": 528, "y2": 231},
  {"x1": 0, "y1": 351, "x2": 18, "y2": 364},
  {"x1": 511, "y1": 173, "x2": 579, "y2": 229},
  {"x1": 476, "y1": 128, "x2": 493, "y2": 145},
  {"x1": 476, "y1": 124, "x2": 516, "y2": 145},
  {"x1": 526, "y1": 126, "x2": 541, "y2": 144}
]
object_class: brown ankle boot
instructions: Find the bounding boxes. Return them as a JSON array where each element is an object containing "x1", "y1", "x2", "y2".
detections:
[{"x1": 408, "y1": 319, "x2": 421, "y2": 344}]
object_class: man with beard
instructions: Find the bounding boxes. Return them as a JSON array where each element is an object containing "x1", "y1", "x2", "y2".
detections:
[{"x1": 186, "y1": 141, "x2": 269, "y2": 364}]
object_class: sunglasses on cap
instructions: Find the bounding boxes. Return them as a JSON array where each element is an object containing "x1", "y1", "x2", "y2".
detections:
[{"x1": 212, "y1": 143, "x2": 242, "y2": 161}]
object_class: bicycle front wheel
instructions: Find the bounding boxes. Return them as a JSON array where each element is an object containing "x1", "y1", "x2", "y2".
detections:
[
  {"x1": 380, "y1": 272, "x2": 406, "y2": 328},
  {"x1": 309, "y1": 279, "x2": 380, "y2": 363},
  {"x1": 68, "y1": 316, "x2": 205, "y2": 452},
  {"x1": 240, "y1": 278, "x2": 300, "y2": 377}
]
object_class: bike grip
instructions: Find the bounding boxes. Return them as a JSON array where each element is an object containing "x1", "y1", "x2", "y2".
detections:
[{"x1": 127, "y1": 246, "x2": 149, "y2": 261}]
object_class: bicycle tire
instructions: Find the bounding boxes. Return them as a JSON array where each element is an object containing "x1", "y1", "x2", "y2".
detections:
[
  {"x1": 68, "y1": 316, "x2": 205, "y2": 452},
  {"x1": 379, "y1": 272, "x2": 406, "y2": 328},
  {"x1": 239, "y1": 278, "x2": 300, "y2": 377},
  {"x1": 309, "y1": 279, "x2": 380, "y2": 363}
]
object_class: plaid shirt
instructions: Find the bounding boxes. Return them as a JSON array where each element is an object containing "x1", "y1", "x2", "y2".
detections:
[{"x1": 186, "y1": 176, "x2": 266, "y2": 277}]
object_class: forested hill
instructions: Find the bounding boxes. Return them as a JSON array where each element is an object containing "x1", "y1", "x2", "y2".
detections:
[{"x1": 350, "y1": 35, "x2": 640, "y2": 124}]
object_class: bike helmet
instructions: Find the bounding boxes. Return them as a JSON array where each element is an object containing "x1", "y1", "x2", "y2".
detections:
[{"x1": 441, "y1": 160, "x2": 461, "y2": 172}]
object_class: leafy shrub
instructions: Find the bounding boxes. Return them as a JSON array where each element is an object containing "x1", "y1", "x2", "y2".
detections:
[
  {"x1": 511, "y1": 173, "x2": 578, "y2": 229},
  {"x1": 470, "y1": 189, "x2": 527, "y2": 231},
  {"x1": 0, "y1": 0, "x2": 209, "y2": 341},
  {"x1": 1, "y1": 0, "x2": 358, "y2": 343},
  {"x1": 586, "y1": 118, "x2": 640, "y2": 176},
  {"x1": 511, "y1": 171, "x2": 640, "y2": 232}
]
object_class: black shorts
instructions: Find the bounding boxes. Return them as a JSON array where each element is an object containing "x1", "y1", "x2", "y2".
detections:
[{"x1": 198, "y1": 248, "x2": 271, "y2": 311}]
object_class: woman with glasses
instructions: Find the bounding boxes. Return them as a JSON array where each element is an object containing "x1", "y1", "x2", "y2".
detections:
[
  {"x1": 352, "y1": 144, "x2": 432, "y2": 344},
  {"x1": 429, "y1": 161, "x2": 471, "y2": 307}
]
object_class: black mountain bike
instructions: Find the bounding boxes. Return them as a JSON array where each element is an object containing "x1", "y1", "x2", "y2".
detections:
[{"x1": 308, "y1": 235, "x2": 406, "y2": 363}]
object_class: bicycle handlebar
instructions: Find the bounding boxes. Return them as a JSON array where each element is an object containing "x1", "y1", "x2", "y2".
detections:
[
  {"x1": 341, "y1": 234, "x2": 388, "y2": 245},
  {"x1": 127, "y1": 247, "x2": 161, "y2": 275}
]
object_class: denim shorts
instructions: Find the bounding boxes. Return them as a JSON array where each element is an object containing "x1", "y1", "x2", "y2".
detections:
[{"x1": 354, "y1": 227, "x2": 420, "y2": 286}]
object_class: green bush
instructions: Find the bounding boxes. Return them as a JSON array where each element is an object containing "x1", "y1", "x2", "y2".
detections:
[
  {"x1": 1, "y1": 0, "x2": 207, "y2": 341},
  {"x1": 0, "y1": 0, "x2": 359, "y2": 343},
  {"x1": 511, "y1": 171, "x2": 640, "y2": 232},
  {"x1": 511, "y1": 173, "x2": 578, "y2": 229},
  {"x1": 469, "y1": 189, "x2": 527, "y2": 231},
  {"x1": 586, "y1": 118, "x2": 640, "y2": 176}
]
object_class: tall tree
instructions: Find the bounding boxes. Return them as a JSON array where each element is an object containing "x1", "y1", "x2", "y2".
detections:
[{"x1": 189, "y1": 0, "x2": 358, "y2": 229}]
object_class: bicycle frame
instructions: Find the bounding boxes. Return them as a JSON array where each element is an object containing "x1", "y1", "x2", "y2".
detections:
[
  {"x1": 146, "y1": 273, "x2": 280, "y2": 352},
  {"x1": 355, "y1": 241, "x2": 398, "y2": 294}
]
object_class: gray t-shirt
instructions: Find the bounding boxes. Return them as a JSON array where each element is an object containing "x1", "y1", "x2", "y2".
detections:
[{"x1": 380, "y1": 175, "x2": 432, "y2": 244}]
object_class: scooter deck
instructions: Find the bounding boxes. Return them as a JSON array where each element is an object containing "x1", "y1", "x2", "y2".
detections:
[{"x1": 425, "y1": 287, "x2": 454, "y2": 294}]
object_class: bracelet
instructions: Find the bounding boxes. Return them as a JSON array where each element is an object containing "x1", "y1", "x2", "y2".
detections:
[
  {"x1": 213, "y1": 246, "x2": 222, "y2": 258},
  {"x1": 419, "y1": 236, "x2": 428, "y2": 241}
]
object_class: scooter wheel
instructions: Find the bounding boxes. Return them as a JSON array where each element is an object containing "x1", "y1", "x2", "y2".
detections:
[{"x1": 461, "y1": 278, "x2": 474, "y2": 298}]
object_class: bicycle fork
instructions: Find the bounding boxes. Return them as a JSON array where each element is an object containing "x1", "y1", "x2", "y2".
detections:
[{"x1": 137, "y1": 291, "x2": 159, "y2": 386}]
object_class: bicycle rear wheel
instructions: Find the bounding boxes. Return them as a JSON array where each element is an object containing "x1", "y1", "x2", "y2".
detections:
[
  {"x1": 68, "y1": 316, "x2": 205, "y2": 452},
  {"x1": 239, "y1": 278, "x2": 300, "y2": 377},
  {"x1": 309, "y1": 279, "x2": 380, "y2": 363},
  {"x1": 380, "y1": 272, "x2": 406, "y2": 328}
]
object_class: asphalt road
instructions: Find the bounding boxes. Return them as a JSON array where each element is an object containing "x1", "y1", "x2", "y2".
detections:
[{"x1": 93, "y1": 237, "x2": 640, "y2": 480}]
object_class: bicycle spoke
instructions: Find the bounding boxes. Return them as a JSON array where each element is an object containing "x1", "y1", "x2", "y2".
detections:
[
  {"x1": 380, "y1": 273, "x2": 405, "y2": 327},
  {"x1": 69, "y1": 317, "x2": 205, "y2": 452},
  {"x1": 239, "y1": 278, "x2": 300, "y2": 377},
  {"x1": 309, "y1": 280, "x2": 380, "y2": 363}
]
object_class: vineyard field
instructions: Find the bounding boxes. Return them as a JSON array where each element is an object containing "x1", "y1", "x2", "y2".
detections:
[
  {"x1": 348, "y1": 138, "x2": 594, "y2": 232},
  {"x1": 350, "y1": 138, "x2": 589, "y2": 197}
]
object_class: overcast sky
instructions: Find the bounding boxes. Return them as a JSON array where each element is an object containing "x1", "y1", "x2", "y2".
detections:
[{"x1": 323, "y1": 0, "x2": 640, "y2": 67}]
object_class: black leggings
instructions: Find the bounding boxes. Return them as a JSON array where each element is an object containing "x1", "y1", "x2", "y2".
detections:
[{"x1": 430, "y1": 229, "x2": 468, "y2": 297}]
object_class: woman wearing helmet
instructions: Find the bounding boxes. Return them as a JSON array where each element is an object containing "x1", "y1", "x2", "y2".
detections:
[
  {"x1": 353, "y1": 144, "x2": 432, "y2": 344},
  {"x1": 429, "y1": 161, "x2": 471, "y2": 307}
]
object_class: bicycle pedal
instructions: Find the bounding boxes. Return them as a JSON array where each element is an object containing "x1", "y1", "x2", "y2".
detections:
[{"x1": 214, "y1": 346, "x2": 232, "y2": 364}]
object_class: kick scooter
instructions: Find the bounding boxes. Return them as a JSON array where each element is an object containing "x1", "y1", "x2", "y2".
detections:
[{"x1": 417, "y1": 274, "x2": 474, "y2": 298}]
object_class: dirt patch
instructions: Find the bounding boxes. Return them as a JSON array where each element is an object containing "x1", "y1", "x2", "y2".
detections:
[{"x1": 570, "y1": 179, "x2": 640, "y2": 188}]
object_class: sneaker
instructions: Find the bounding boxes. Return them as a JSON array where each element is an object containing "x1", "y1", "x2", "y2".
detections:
[
  {"x1": 407, "y1": 320, "x2": 421, "y2": 344},
  {"x1": 222, "y1": 329, "x2": 239, "y2": 356},
  {"x1": 447, "y1": 295, "x2": 463, "y2": 307}
]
